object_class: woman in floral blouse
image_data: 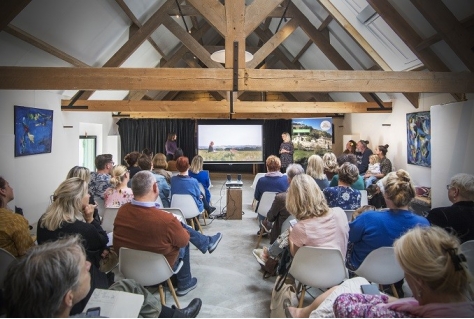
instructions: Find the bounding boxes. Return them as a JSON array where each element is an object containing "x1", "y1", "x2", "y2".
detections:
[
  {"x1": 104, "y1": 165, "x2": 133, "y2": 208},
  {"x1": 323, "y1": 162, "x2": 361, "y2": 210}
]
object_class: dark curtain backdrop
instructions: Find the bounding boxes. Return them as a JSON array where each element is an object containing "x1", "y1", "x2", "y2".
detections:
[
  {"x1": 117, "y1": 118, "x2": 291, "y2": 171},
  {"x1": 116, "y1": 118, "x2": 196, "y2": 165}
]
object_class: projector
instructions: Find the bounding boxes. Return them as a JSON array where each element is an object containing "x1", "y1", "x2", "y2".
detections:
[{"x1": 225, "y1": 180, "x2": 243, "y2": 188}]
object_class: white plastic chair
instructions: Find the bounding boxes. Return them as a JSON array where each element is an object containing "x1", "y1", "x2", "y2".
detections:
[
  {"x1": 101, "y1": 207, "x2": 119, "y2": 233},
  {"x1": 155, "y1": 196, "x2": 164, "y2": 208},
  {"x1": 119, "y1": 247, "x2": 183, "y2": 308},
  {"x1": 163, "y1": 208, "x2": 186, "y2": 224},
  {"x1": 251, "y1": 173, "x2": 266, "y2": 209},
  {"x1": 95, "y1": 197, "x2": 106, "y2": 218},
  {"x1": 354, "y1": 246, "x2": 405, "y2": 297},
  {"x1": 461, "y1": 240, "x2": 474, "y2": 276},
  {"x1": 197, "y1": 183, "x2": 210, "y2": 221},
  {"x1": 171, "y1": 194, "x2": 204, "y2": 234},
  {"x1": 360, "y1": 190, "x2": 368, "y2": 206},
  {"x1": 255, "y1": 191, "x2": 277, "y2": 248},
  {"x1": 0, "y1": 248, "x2": 16, "y2": 290},
  {"x1": 289, "y1": 246, "x2": 348, "y2": 308},
  {"x1": 344, "y1": 210, "x2": 355, "y2": 222}
]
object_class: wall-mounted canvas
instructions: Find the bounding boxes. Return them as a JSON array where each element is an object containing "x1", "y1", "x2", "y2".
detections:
[
  {"x1": 14, "y1": 105, "x2": 53, "y2": 157},
  {"x1": 406, "y1": 111, "x2": 430, "y2": 167}
]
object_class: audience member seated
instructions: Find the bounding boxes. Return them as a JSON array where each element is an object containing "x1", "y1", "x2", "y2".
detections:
[
  {"x1": 142, "y1": 147, "x2": 154, "y2": 159},
  {"x1": 171, "y1": 156, "x2": 215, "y2": 214},
  {"x1": 364, "y1": 154, "x2": 381, "y2": 188},
  {"x1": 263, "y1": 164, "x2": 305, "y2": 244},
  {"x1": 329, "y1": 154, "x2": 365, "y2": 190},
  {"x1": 3, "y1": 235, "x2": 203, "y2": 318},
  {"x1": 37, "y1": 177, "x2": 110, "y2": 315},
  {"x1": 364, "y1": 144, "x2": 392, "y2": 188},
  {"x1": 287, "y1": 174, "x2": 349, "y2": 257},
  {"x1": 152, "y1": 153, "x2": 173, "y2": 185},
  {"x1": 350, "y1": 205, "x2": 376, "y2": 222},
  {"x1": 66, "y1": 166, "x2": 100, "y2": 222},
  {"x1": 167, "y1": 148, "x2": 184, "y2": 172},
  {"x1": 254, "y1": 155, "x2": 289, "y2": 212},
  {"x1": 427, "y1": 173, "x2": 474, "y2": 243},
  {"x1": 346, "y1": 170, "x2": 429, "y2": 272},
  {"x1": 89, "y1": 153, "x2": 114, "y2": 201},
  {"x1": 139, "y1": 154, "x2": 170, "y2": 208},
  {"x1": 113, "y1": 171, "x2": 223, "y2": 297},
  {"x1": 322, "y1": 152, "x2": 338, "y2": 181},
  {"x1": 367, "y1": 183, "x2": 387, "y2": 209},
  {"x1": 124, "y1": 151, "x2": 141, "y2": 181},
  {"x1": 104, "y1": 165, "x2": 134, "y2": 208},
  {"x1": 323, "y1": 163, "x2": 361, "y2": 210},
  {"x1": 286, "y1": 226, "x2": 473, "y2": 318},
  {"x1": 306, "y1": 154, "x2": 329, "y2": 190},
  {"x1": 188, "y1": 155, "x2": 212, "y2": 203},
  {"x1": 0, "y1": 176, "x2": 35, "y2": 257},
  {"x1": 355, "y1": 139, "x2": 373, "y2": 175},
  {"x1": 343, "y1": 139, "x2": 356, "y2": 154}
]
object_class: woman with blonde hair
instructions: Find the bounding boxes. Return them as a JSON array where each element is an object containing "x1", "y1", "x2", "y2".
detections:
[
  {"x1": 188, "y1": 155, "x2": 212, "y2": 203},
  {"x1": 322, "y1": 152, "x2": 338, "y2": 181},
  {"x1": 66, "y1": 166, "x2": 101, "y2": 222},
  {"x1": 286, "y1": 174, "x2": 348, "y2": 257},
  {"x1": 152, "y1": 153, "x2": 172, "y2": 185},
  {"x1": 333, "y1": 226, "x2": 474, "y2": 317},
  {"x1": 279, "y1": 132, "x2": 294, "y2": 173},
  {"x1": 306, "y1": 154, "x2": 329, "y2": 190},
  {"x1": 37, "y1": 177, "x2": 109, "y2": 315},
  {"x1": 103, "y1": 165, "x2": 133, "y2": 208}
]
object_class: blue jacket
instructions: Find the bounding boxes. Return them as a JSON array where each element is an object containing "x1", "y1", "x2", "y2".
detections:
[
  {"x1": 188, "y1": 170, "x2": 211, "y2": 201},
  {"x1": 171, "y1": 175, "x2": 203, "y2": 212}
]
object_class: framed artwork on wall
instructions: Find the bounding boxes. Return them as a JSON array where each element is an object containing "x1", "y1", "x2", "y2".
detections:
[
  {"x1": 406, "y1": 111, "x2": 431, "y2": 167},
  {"x1": 14, "y1": 105, "x2": 53, "y2": 157}
]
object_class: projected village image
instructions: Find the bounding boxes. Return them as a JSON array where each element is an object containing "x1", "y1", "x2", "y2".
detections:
[
  {"x1": 198, "y1": 125, "x2": 263, "y2": 162},
  {"x1": 292, "y1": 118, "x2": 333, "y2": 164}
]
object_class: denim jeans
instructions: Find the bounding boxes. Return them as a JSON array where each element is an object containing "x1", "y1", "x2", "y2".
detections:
[
  {"x1": 365, "y1": 175, "x2": 378, "y2": 188},
  {"x1": 173, "y1": 245, "x2": 192, "y2": 290},
  {"x1": 181, "y1": 222, "x2": 209, "y2": 254},
  {"x1": 201, "y1": 192, "x2": 212, "y2": 212}
]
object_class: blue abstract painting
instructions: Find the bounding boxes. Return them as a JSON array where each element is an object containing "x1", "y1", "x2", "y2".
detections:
[
  {"x1": 14, "y1": 105, "x2": 53, "y2": 157},
  {"x1": 406, "y1": 111, "x2": 431, "y2": 167}
]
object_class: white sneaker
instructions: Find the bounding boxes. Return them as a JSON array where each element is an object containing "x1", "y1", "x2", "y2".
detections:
[{"x1": 252, "y1": 248, "x2": 267, "y2": 266}]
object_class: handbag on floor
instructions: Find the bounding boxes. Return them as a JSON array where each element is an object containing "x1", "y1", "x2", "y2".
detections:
[
  {"x1": 270, "y1": 275, "x2": 298, "y2": 318},
  {"x1": 262, "y1": 256, "x2": 279, "y2": 279}
]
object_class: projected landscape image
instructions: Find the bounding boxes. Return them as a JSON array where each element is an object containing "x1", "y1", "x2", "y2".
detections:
[
  {"x1": 198, "y1": 125, "x2": 263, "y2": 162},
  {"x1": 292, "y1": 118, "x2": 333, "y2": 164}
]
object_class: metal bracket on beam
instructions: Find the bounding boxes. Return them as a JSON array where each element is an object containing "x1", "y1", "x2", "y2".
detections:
[
  {"x1": 367, "y1": 107, "x2": 392, "y2": 111},
  {"x1": 61, "y1": 105, "x2": 88, "y2": 110},
  {"x1": 67, "y1": 90, "x2": 85, "y2": 108}
]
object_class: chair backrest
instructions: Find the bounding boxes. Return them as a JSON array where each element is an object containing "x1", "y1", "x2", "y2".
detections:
[
  {"x1": 95, "y1": 197, "x2": 106, "y2": 218},
  {"x1": 155, "y1": 196, "x2": 164, "y2": 208},
  {"x1": 170, "y1": 194, "x2": 201, "y2": 219},
  {"x1": 251, "y1": 173, "x2": 266, "y2": 189},
  {"x1": 256, "y1": 191, "x2": 277, "y2": 217},
  {"x1": 360, "y1": 190, "x2": 368, "y2": 206},
  {"x1": 355, "y1": 246, "x2": 404, "y2": 285},
  {"x1": 163, "y1": 208, "x2": 186, "y2": 223},
  {"x1": 101, "y1": 207, "x2": 119, "y2": 233},
  {"x1": 198, "y1": 183, "x2": 207, "y2": 200},
  {"x1": 0, "y1": 248, "x2": 16, "y2": 289},
  {"x1": 289, "y1": 246, "x2": 347, "y2": 289},
  {"x1": 461, "y1": 240, "x2": 474, "y2": 276},
  {"x1": 344, "y1": 210, "x2": 355, "y2": 222},
  {"x1": 119, "y1": 247, "x2": 174, "y2": 286}
]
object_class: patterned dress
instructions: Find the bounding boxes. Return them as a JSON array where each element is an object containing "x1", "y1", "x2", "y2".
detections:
[
  {"x1": 323, "y1": 186, "x2": 361, "y2": 210},
  {"x1": 104, "y1": 187, "x2": 134, "y2": 208},
  {"x1": 279, "y1": 141, "x2": 294, "y2": 169}
]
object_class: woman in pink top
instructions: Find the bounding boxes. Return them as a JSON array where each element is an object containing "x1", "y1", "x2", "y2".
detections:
[
  {"x1": 104, "y1": 165, "x2": 133, "y2": 208},
  {"x1": 286, "y1": 174, "x2": 349, "y2": 257}
]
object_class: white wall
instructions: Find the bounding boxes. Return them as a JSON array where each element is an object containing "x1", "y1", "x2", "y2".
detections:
[
  {"x1": 0, "y1": 90, "x2": 115, "y2": 224},
  {"x1": 343, "y1": 93, "x2": 457, "y2": 187},
  {"x1": 431, "y1": 100, "x2": 474, "y2": 207}
]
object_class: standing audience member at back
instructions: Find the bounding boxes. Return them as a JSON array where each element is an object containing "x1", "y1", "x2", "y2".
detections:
[
  {"x1": 124, "y1": 151, "x2": 141, "y2": 181},
  {"x1": 329, "y1": 154, "x2": 365, "y2": 190},
  {"x1": 152, "y1": 153, "x2": 173, "y2": 185},
  {"x1": 355, "y1": 140, "x2": 373, "y2": 175},
  {"x1": 254, "y1": 155, "x2": 289, "y2": 212},
  {"x1": 323, "y1": 163, "x2": 361, "y2": 210},
  {"x1": 322, "y1": 152, "x2": 339, "y2": 181},
  {"x1": 0, "y1": 176, "x2": 35, "y2": 257},
  {"x1": 89, "y1": 154, "x2": 114, "y2": 201},
  {"x1": 188, "y1": 155, "x2": 212, "y2": 203},
  {"x1": 104, "y1": 165, "x2": 134, "y2": 208},
  {"x1": 306, "y1": 154, "x2": 329, "y2": 190},
  {"x1": 138, "y1": 154, "x2": 170, "y2": 208},
  {"x1": 427, "y1": 173, "x2": 474, "y2": 243}
]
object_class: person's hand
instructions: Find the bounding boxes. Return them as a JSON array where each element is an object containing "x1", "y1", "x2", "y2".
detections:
[
  {"x1": 82, "y1": 203, "x2": 97, "y2": 223},
  {"x1": 101, "y1": 249, "x2": 109, "y2": 258}
]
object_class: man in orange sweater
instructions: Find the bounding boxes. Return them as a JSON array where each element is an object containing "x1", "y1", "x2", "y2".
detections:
[{"x1": 114, "y1": 171, "x2": 222, "y2": 296}]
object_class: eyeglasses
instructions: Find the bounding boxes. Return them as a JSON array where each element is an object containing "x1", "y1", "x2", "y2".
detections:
[{"x1": 446, "y1": 184, "x2": 452, "y2": 190}]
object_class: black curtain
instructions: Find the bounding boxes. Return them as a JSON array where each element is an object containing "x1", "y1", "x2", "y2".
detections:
[
  {"x1": 116, "y1": 118, "x2": 196, "y2": 164},
  {"x1": 263, "y1": 119, "x2": 292, "y2": 158}
]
